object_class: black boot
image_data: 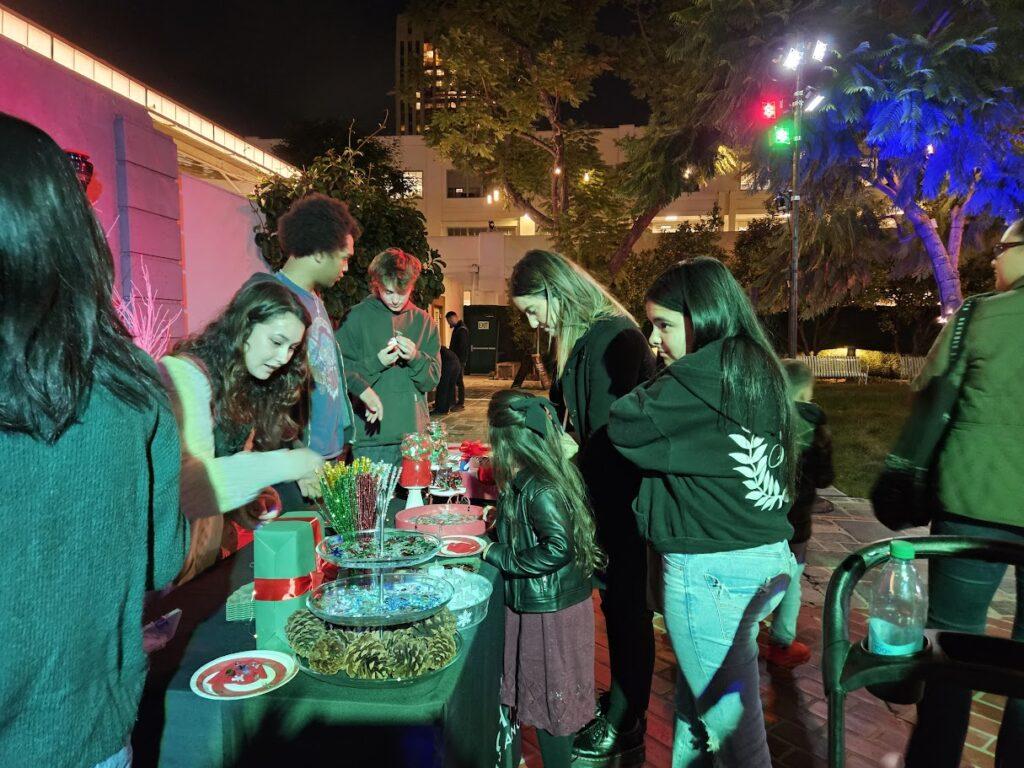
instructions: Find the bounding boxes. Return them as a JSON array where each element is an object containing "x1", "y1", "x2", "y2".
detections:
[{"x1": 571, "y1": 713, "x2": 645, "y2": 767}]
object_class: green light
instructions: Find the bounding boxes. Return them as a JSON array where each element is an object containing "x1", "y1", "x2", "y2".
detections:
[{"x1": 774, "y1": 126, "x2": 791, "y2": 144}]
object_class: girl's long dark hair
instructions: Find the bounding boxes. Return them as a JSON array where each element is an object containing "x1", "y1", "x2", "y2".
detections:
[
  {"x1": 171, "y1": 280, "x2": 311, "y2": 449},
  {"x1": 487, "y1": 390, "x2": 605, "y2": 576},
  {"x1": 0, "y1": 113, "x2": 164, "y2": 443},
  {"x1": 646, "y1": 257, "x2": 795, "y2": 489}
]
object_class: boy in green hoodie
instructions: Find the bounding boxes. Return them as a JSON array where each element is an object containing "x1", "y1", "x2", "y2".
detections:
[
  {"x1": 762, "y1": 360, "x2": 834, "y2": 668},
  {"x1": 336, "y1": 248, "x2": 441, "y2": 468}
]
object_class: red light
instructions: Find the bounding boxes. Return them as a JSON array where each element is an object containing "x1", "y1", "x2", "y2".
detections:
[{"x1": 761, "y1": 100, "x2": 777, "y2": 120}]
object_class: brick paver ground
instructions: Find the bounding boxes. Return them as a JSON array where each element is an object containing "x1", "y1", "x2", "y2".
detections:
[{"x1": 441, "y1": 376, "x2": 1016, "y2": 767}]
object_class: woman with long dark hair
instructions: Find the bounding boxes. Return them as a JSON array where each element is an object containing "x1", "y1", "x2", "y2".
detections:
[
  {"x1": 0, "y1": 113, "x2": 188, "y2": 767},
  {"x1": 160, "y1": 279, "x2": 324, "y2": 582},
  {"x1": 608, "y1": 257, "x2": 796, "y2": 766},
  {"x1": 509, "y1": 249, "x2": 656, "y2": 766}
]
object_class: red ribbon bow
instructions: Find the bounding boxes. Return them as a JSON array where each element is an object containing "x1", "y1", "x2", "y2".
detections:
[
  {"x1": 460, "y1": 440, "x2": 489, "y2": 460},
  {"x1": 252, "y1": 515, "x2": 336, "y2": 602}
]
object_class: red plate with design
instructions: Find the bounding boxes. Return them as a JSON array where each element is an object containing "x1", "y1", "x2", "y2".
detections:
[
  {"x1": 439, "y1": 535, "x2": 486, "y2": 558},
  {"x1": 190, "y1": 651, "x2": 298, "y2": 700}
]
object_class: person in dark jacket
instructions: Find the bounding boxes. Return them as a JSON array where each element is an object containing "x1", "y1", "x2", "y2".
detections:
[
  {"x1": 431, "y1": 346, "x2": 463, "y2": 415},
  {"x1": 763, "y1": 360, "x2": 835, "y2": 668},
  {"x1": 445, "y1": 311, "x2": 470, "y2": 408},
  {"x1": 483, "y1": 390, "x2": 604, "y2": 768},
  {"x1": 510, "y1": 249, "x2": 656, "y2": 767},
  {"x1": 904, "y1": 218, "x2": 1024, "y2": 768},
  {"x1": 609, "y1": 257, "x2": 797, "y2": 768},
  {"x1": 0, "y1": 113, "x2": 188, "y2": 768}
]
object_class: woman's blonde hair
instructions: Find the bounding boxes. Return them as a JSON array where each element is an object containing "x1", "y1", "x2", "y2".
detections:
[{"x1": 509, "y1": 250, "x2": 634, "y2": 375}]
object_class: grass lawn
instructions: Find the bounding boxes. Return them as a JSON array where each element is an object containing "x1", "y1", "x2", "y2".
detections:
[{"x1": 813, "y1": 380, "x2": 912, "y2": 499}]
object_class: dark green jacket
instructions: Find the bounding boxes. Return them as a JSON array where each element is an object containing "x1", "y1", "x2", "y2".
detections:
[
  {"x1": 336, "y1": 295, "x2": 441, "y2": 447},
  {"x1": 483, "y1": 472, "x2": 593, "y2": 613},
  {"x1": 550, "y1": 315, "x2": 655, "y2": 549},
  {"x1": 609, "y1": 339, "x2": 794, "y2": 554},
  {"x1": 914, "y1": 277, "x2": 1024, "y2": 527},
  {"x1": 0, "y1": 380, "x2": 188, "y2": 767}
]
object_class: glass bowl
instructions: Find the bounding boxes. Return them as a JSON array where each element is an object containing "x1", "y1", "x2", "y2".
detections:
[
  {"x1": 317, "y1": 529, "x2": 441, "y2": 570},
  {"x1": 306, "y1": 572, "x2": 453, "y2": 627}
]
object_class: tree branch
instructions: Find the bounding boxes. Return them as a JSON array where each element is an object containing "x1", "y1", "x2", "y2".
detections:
[
  {"x1": 608, "y1": 205, "x2": 661, "y2": 277},
  {"x1": 511, "y1": 130, "x2": 557, "y2": 157},
  {"x1": 504, "y1": 180, "x2": 554, "y2": 230}
]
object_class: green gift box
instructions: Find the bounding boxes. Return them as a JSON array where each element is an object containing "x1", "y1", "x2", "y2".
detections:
[{"x1": 253, "y1": 511, "x2": 325, "y2": 652}]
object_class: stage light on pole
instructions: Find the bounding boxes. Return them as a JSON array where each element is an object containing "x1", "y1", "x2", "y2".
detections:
[
  {"x1": 812, "y1": 40, "x2": 827, "y2": 62},
  {"x1": 774, "y1": 126, "x2": 791, "y2": 144},
  {"x1": 761, "y1": 100, "x2": 778, "y2": 120},
  {"x1": 805, "y1": 93, "x2": 825, "y2": 112},
  {"x1": 783, "y1": 47, "x2": 803, "y2": 70}
]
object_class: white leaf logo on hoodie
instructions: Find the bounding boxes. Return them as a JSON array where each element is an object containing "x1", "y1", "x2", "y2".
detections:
[{"x1": 728, "y1": 429, "x2": 788, "y2": 512}]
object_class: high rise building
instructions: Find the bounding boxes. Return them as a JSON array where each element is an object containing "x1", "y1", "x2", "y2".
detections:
[{"x1": 394, "y1": 14, "x2": 467, "y2": 134}]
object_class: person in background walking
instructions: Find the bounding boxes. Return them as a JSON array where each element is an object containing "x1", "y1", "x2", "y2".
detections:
[
  {"x1": 0, "y1": 112, "x2": 188, "y2": 768},
  {"x1": 446, "y1": 310, "x2": 470, "y2": 410},
  {"x1": 431, "y1": 346, "x2": 463, "y2": 416},
  {"x1": 904, "y1": 217, "x2": 1024, "y2": 768}
]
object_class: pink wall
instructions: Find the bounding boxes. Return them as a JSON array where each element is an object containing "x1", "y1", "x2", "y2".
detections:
[
  {"x1": 180, "y1": 173, "x2": 269, "y2": 333},
  {"x1": 0, "y1": 33, "x2": 185, "y2": 336}
]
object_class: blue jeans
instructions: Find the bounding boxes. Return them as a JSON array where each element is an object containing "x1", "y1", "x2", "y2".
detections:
[
  {"x1": 905, "y1": 513, "x2": 1024, "y2": 768},
  {"x1": 663, "y1": 542, "x2": 795, "y2": 767},
  {"x1": 768, "y1": 540, "x2": 807, "y2": 646}
]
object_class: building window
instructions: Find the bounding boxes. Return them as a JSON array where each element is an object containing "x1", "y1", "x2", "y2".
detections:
[
  {"x1": 739, "y1": 173, "x2": 760, "y2": 191},
  {"x1": 403, "y1": 171, "x2": 423, "y2": 198},
  {"x1": 446, "y1": 168, "x2": 484, "y2": 198},
  {"x1": 446, "y1": 225, "x2": 517, "y2": 236}
]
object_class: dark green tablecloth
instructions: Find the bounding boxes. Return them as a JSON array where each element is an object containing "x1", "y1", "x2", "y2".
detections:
[{"x1": 134, "y1": 549, "x2": 505, "y2": 768}]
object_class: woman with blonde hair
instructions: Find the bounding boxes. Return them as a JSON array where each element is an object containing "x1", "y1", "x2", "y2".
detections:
[{"x1": 509, "y1": 249, "x2": 656, "y2": 766}]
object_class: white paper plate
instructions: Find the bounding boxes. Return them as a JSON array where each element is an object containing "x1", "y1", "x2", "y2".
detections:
[{"x1": 190, "y1": 650, "x2": 298, "y2": 700}]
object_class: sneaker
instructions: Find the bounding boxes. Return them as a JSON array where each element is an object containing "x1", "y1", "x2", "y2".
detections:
[
  {"x1": 572, "y1": 714, "x2": 645, "y2": 767},
  {"x1": 764, "y1": 640, "x2": 812, "y2": 668}
]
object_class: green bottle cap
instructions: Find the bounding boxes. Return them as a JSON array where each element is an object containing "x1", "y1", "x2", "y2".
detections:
[{"x1": 890, "y1": 540, "x2": 915, "y2": 560}]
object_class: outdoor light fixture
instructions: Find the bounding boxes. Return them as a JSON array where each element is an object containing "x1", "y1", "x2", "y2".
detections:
[
  {"x1": 762, "y1": 100, "x2": 778, "y2": 120},
  {"x1": 583, "y1": 171, "x2": 591, "y2": 182},
  {"x1": 774, "y1": 126, "x2": 791, "y2": 144},
  {"x1": 805, "y1": 94, "x2": 825, "y2": 112},
  {"x1": 926, "y1": 143, "x2": 935, "y2": 155},
  {"x1": 683, "y1": 167, "x2": 692, "y2": 179},
  {"x1": 812, "y1": 40, "x2": 827, "y2": 62},
  {"x1": 553, "y1": 166, "x2": 562, "y2": 175},
  {"x1": 486, "y1": 193, "x2": 493, "y2": 204},
  {"x1": 782, "y1": 47, "x2": 803, "y2": 71},
  {"x1": 492, "y1": 188, "x2": 500, "y2": 201}
]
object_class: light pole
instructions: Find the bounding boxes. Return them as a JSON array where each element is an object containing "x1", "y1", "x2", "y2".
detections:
[{"x1": 782, "y1": 41, "x2": 826, "y2": 358}]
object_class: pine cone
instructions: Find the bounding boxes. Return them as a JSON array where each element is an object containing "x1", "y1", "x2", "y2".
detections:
[
  {"x1": 415, "y1": 607, "x2": 456, "y2": 640},
  {"x1": 343, "y1": 632, "x2": 390, "y2": 680},
  {"x1": 285, "y1": 610, "x2": 327, "y2": 658},
  {"x1": 389, "y1": 635, "x2": 430, "y2": 679},
  {"x1": 425, "y1": 630, "x2": 457, "y2": 670},
  {"x1": 307, "y1": 632, "x2": 347, "y2": 675}
]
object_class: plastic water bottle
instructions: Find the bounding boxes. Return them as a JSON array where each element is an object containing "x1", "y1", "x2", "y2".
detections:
[{"x1": 868, "y1": 540, "x2": 927, "y2": 656}]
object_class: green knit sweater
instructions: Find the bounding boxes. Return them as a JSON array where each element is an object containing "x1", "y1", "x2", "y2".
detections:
[{"x1": 0, "y1": 383, "x2": 188, "y2": 767}]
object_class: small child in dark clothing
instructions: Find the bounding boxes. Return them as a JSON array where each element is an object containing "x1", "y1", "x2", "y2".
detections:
[{"x1": 764, "y1": 359, "x2": 835, "y2": 667}]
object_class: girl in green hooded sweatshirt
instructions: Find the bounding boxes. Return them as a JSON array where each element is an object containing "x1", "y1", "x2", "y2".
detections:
[{"x1": 608, "y1": 257, "x2": 797, "y2": 767}]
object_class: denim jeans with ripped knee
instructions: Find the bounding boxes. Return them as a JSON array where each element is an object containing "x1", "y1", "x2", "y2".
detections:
[{"x1": 662, "y1": 541, "x2": 795, "y2": 767}]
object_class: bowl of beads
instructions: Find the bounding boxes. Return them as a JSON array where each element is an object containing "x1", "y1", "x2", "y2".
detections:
[
  {"x1": 395, "y1": 503, "x2": 494, "y2": 537},
  {"x1": 306, "y1": 572, "x2": 453, "y2": 627}
]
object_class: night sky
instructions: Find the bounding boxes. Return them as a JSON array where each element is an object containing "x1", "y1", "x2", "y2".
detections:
[{"x1": 5, "y1": 0, "x2": 647, "y2": 140}]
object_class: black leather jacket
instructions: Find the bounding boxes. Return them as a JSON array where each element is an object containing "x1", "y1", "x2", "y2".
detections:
[{"x1": 483, "y1": 471, "x2": 593, "y2": 613}]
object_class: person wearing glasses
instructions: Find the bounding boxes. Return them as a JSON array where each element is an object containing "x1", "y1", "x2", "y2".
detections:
[{"x1": 904, "y1": 218, "x2": 1024, "y2": 767}]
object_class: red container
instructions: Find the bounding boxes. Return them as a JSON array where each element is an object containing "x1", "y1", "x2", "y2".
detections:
[{"x1": 400, "y1": 457, "x2": 432, "y2": 488}]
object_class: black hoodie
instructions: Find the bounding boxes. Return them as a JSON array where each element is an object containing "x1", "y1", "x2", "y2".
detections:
[{"x1": 608, "y1": 339, "x2": 794, "y2": 554}]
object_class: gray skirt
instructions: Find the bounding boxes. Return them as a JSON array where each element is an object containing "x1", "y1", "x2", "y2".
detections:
[{"x1": 501, "y1": 597, "x2": 595, "y2": 736}]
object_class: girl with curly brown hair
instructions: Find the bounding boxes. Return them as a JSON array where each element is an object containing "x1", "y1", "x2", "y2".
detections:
[{"x1": 160, "y1": 279, "x2": 325, "y2": 582}]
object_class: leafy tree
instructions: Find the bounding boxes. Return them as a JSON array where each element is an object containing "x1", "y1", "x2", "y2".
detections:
[
  {"x1": 662, "y1": 0, "x2": 1024, "y2": 317},
  {"x1": 406, "y1": 0, "x2": 714, "y2": 276},
  {"x1": 612, "y1": 205, "x2": 728, "y2": 320},
  {"x1": 252, "y1": 142, "x2": 445, "y2": 323}
]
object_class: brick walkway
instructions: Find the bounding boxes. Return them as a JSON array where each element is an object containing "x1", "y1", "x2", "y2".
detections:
[{"x1": 441, "y1": 376, "x2": 1015, "y2": 767}]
